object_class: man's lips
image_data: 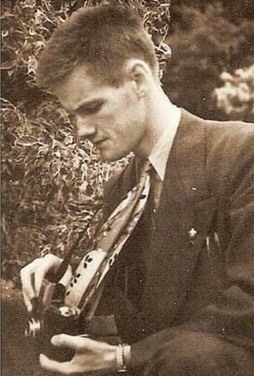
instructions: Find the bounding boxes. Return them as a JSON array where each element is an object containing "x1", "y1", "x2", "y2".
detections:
[{"x1": 93, "y1": 138, "x2": 107, "y2": 148}]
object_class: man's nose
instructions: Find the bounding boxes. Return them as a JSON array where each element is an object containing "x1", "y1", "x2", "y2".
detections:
[{"x1": 76, "y1": 116, "x2": 96, "y2": 138}]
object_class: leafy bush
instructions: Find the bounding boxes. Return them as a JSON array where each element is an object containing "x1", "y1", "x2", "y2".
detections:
[
  {"x1": 214, "y1": 65, "x2": 254, "y2": 121},
  {"x1": 163, "y1": 3, "x2": 254, "y2": 121}
]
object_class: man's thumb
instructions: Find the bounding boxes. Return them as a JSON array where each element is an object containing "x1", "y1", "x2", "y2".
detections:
[{"x1": 51, "y1": 334, "x2": 82, "y2": 350}]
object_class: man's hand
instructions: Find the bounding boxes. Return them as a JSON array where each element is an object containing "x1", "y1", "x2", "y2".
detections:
[
  {"x1": 39, "y1": 335, "x2": 117, "y2": 375},
  {"x1": 20, "y1": 254, "x2": 72, "y2": 312}
]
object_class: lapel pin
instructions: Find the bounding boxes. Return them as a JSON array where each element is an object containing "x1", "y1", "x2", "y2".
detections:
[{"x1": 189, "y1": 227, "x2": 198, "y2": 239}]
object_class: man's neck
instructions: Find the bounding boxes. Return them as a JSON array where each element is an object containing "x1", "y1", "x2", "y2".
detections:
[{"x1": 135, "y1": 89, "x2": 177, "y2": 159}]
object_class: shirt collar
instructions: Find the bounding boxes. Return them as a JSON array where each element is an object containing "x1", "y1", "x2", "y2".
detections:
[{"x1": 148, "y1": 103, "x2": 181, "y2": 181}]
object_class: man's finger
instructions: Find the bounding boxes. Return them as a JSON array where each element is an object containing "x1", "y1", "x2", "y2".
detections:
[
  {"x1": 22, "y1": 289, "x2": 33, "y2": 312},
  {"x1": 20, "y1": 264, "x2": 38, "y2": 300},
  {"x1": 33, "y1": 266, "x2": 48, "y2": 297},
  {"x1": 59, "y1": 265, "x2": 72, "y2": 287},
  {"x1": 39, "y1": 354, "x2": 72, "y2": 374},
  {"x1": 51, "y1": 334, "x2": 89, "y2": 351}
]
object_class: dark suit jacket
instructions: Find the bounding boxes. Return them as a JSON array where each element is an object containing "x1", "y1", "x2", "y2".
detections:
[{"x1": 103, "y1": 109, "x2": 254, "y2": 368}]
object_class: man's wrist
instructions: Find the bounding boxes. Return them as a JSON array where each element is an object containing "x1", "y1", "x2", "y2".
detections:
[{"x1": 103, "y1": 344, "x2": 118, "y2": 369}]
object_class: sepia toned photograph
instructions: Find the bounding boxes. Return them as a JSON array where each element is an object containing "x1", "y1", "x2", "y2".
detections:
[{"x1": 2, "y1": 1, "x2": 254, "y2": 375}]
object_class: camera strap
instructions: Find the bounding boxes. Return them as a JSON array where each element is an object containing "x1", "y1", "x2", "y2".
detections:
[{"x1": 64, "y1": 160, "x2": 152, "y2": 315}]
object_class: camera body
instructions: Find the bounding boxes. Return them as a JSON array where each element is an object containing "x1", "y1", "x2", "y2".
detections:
[
  {"x1": 38, "y1": 305, "x2": 81, "y2": 361},
  {"x1": 25, "y1": 284, "x2": 86, "y2": 362}
]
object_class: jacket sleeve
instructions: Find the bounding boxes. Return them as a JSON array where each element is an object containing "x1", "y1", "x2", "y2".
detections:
[{"x1": 129, "y1": 123, "x2": 254, "y2": 368}]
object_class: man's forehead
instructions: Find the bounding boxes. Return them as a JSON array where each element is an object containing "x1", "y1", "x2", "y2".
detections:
[
  {"x1": 52, "y1": 66, "x2": 103, "y2": 110},
  {"x1": 55, "y1": 65, "x2": 98, "y2": 90}
]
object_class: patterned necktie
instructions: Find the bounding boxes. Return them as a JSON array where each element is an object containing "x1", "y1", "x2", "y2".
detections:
[{"x1": 64, "y1": 160, "x2": 152, "y2": 312}]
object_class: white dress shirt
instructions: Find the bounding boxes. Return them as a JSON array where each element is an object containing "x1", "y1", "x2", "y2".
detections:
[{"x1": 148, "y1": 102, "x2": 181, "y2": 208}]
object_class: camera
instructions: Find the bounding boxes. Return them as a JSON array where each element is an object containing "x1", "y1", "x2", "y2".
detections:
[{"x1": 25, "y1": 284, "x2": 85, "y2": 362}]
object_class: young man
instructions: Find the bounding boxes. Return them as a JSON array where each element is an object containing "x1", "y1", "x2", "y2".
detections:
[{"x1": 20, "y1": 5, "x2": 254, "y2": 376}]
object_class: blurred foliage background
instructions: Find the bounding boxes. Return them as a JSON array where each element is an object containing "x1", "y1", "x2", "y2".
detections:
[{"x1": 1, "y1": 0, "x2": 254, "y2": 285}]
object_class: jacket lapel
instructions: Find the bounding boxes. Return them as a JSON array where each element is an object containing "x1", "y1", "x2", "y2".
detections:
[{"x1": 142, "y1": 110, "x2": 217, "y2": 329}]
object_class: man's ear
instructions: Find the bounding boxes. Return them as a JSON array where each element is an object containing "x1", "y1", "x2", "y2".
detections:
[{"x1": 125, "y1": 60, "x2": 150, "y2": 99}]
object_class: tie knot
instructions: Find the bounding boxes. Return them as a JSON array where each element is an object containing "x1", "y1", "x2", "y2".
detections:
[
  {"x1": 139, "y1": 160, "x2": 160, "y2": 183},
  {"x1": 140, "y1": 160, "x2": 152, "y2": 175},
  {"x1": 146, "y1": 162, "x2": 160, "y2": 182}
]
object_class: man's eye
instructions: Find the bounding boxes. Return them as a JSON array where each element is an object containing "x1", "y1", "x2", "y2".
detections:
[{"x1": 79, "y1": 103, "x2": 103, "y2": 115}]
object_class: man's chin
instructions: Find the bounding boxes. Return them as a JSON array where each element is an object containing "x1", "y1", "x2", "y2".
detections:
[{"x1": 99, "y1": 150, "x2": 126, "y2": 162}]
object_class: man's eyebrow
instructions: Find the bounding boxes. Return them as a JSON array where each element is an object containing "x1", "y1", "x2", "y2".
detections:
[{"x1": 73, "y1": 99, "x2": 104, "y2": 113}]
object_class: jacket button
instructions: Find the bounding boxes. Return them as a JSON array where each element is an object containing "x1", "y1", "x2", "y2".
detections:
[{"x1": 188, "y1": 227, "x2": 198, "y2": 239}]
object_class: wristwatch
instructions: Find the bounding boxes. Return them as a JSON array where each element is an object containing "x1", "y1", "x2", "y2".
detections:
[{"x1": 115, "y1": 344, "x2": 130, "y2": 373}]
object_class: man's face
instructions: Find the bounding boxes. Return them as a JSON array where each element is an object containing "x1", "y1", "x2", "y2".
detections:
[{"x1": 53, "y1": 66, "x2": 148, "y2": 161}]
